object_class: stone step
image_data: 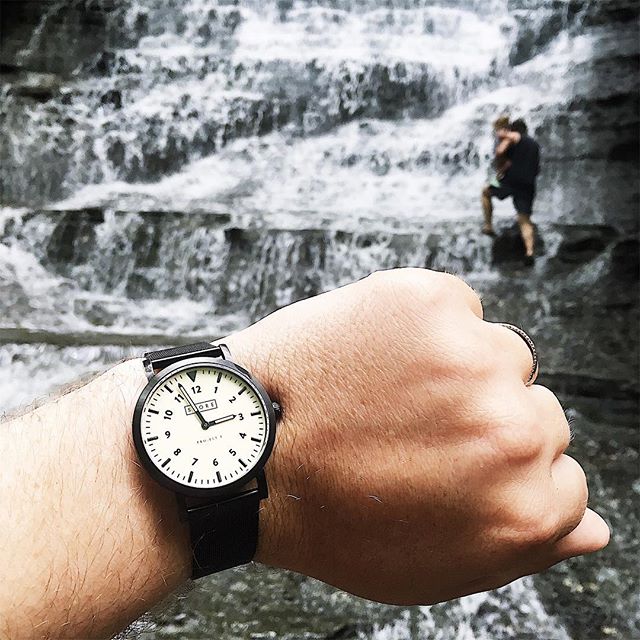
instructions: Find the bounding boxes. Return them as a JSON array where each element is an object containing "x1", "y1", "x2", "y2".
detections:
[{"x1": 1, "y1": 207, "x2": 637, "y2": 386}]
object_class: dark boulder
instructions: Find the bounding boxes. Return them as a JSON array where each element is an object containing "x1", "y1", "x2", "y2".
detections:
[{"x1": 555, "y1": 225, "x2": 618, "y2": 265}]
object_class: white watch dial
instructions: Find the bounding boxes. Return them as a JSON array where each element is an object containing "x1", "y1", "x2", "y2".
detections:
[{"x1": 140, "y1": 365, "x2": 268, "y2": 488}]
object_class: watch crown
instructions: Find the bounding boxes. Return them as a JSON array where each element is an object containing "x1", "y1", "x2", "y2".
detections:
[{"x1": 272, "y1": 401, "x2": 282, "y2": 419}]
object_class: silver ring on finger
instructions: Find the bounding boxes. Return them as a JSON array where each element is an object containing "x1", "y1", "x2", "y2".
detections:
[{"x1": 500, "y1": 323, "x2": 539, "y2": 386}]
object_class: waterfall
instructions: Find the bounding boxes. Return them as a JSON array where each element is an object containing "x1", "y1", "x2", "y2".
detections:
[{"x1": 0, "y1": 0, "x2": 638, "y2": 638}]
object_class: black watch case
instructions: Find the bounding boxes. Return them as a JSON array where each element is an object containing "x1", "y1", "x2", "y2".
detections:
[{"x1": 132, "y1": 356, "x2": 277, "y2": 499}]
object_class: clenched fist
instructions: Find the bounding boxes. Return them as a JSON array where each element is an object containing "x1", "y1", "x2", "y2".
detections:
[{"x1": 225, "y1": 268, "x2": 609, "y2": 604}]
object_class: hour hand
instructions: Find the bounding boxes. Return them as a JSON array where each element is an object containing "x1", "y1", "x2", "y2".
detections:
[
  {"x1": 177, "y1": 383, "x2": 208, "y2": 428},
  {"x1": 205, "y1": 414, "x2": 236, "y2": 428}
]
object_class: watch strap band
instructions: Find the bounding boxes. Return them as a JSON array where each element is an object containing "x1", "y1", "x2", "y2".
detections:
[
  {"x1": 184, "y1": 480, "x2": 263, "y2": 578},
  {"x1": 142, "y1": 341, "x2": 264, "y2": 578},
  {"x1": 143, "y1": 342, "x2": 229, "y2": 376}
]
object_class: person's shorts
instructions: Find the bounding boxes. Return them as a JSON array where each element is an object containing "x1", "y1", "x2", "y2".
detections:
[{"x1": 488, "y1": 182, "x2": 535, "y2": 216}]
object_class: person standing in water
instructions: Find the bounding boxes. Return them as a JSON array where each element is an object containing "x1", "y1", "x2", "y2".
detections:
[{"x1": 481, "y1": 118, "x2": 541, "y2": 266}]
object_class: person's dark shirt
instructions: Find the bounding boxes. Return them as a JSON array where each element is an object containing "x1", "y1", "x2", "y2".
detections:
[{"x1": 504, "y1": 134, "x2": 540, "y2": 187}]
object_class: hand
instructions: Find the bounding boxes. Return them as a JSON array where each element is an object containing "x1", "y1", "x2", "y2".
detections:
[
  {"x1": 497, "y1": 129, "x2": 521, "y2": 144},
  {"x1": 223, "y1": 268, "x2": 610, "y2": 605},
  {"x1": 204, "y1": 414, "x2": 236, "y2": 428},
  {"x1": 177, "y1": 382, "x2": 208, "y2": 429}
]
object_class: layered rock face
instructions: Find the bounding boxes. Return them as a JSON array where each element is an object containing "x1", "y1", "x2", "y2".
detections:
[{"x1": 0, "y1": 1, "x2": 638, "y2": 638}]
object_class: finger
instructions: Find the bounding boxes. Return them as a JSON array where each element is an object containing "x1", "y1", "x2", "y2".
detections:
[
  {"x1": 493, "y1": 508, "x2": 610, "y2": 586},
  {"x1": 489, "y1": 322, "x2": 538, "y2": 385},
  {"x1": 548, "y1": 508, "x2": 610, "y2": 561},
  {"x1": 550, "y1": 454, "x2": 589, "y2": 540},
  {"x1": 527, "y1": 384, "x2": 571, "y2": 459}
]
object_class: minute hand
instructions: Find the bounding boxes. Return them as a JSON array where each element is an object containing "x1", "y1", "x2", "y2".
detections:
[{"x1": 177, "y1": 383, "x2": 208, "y2": 429}]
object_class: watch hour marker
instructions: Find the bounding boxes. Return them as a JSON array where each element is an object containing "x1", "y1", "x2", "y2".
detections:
[
  {"x1": 238, "y1": 387, "x2": 246, "y2": 395},
  {"x1": 188, "y1": 471, "x2": 194, "y2": 482},
  {"x1": 147, "y1": 436, "x2": 159, "y2": 442},
  {"x1": 216, "y1": 471, "x2": 222, "y2": 482},
  {"x1": 239, "y1": 459, "x2": 247, "y2": 468},
  {"x1": 251, "y1": 411, "x2": 261, "y2": 416},
  {"x1": 148, "y1": 409, "x2": 159, "y2": 415},
  {"x1": 187, "y1": 370, "x2": 197, "y2": 382},
  {"x1": 161, "y1": 458, "x2": 171, "y2": 468},
  {"x1": 217, "y1": 372, "x2": 222, "y2": 383},
  {"x1": 251, "y1": 437, "x2": 261, "y2": 443},
  {"x1": 164, "y1": 384, "x2": 173, "y2": 393}
]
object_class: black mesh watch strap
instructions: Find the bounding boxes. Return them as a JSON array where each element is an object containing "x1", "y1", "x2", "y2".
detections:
[
  {"x1": 144, "y1": 342, "x2": 227, "y2": 375},
  {"x1": 143, "y1": 341, "x2": 264, "y2": 578},
  {"x1": 185, "y1": 482, "x2": 263, "y2": 578}
]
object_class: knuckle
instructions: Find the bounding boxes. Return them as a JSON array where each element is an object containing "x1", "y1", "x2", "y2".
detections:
[
  {"x1": 531, "y1": 383, "x2": 559, "y2": 404},
  {"x1": 499, "y1": 498, "x2": 560, "y2": 549},
  {"x1": 430, "y1": 271, "x2": 470, "y2": 301},
  {"x1": 362, "y1": 268, "x2": 450, "y2": 316},
  {"x1": 438, "y1": 272, "x2": 483, "y2": 317},
  {"x1": 531, "y1": 384, "x2": 571, "y2": 450},
  {"x1": 558, "y1": 418, "x2": 573, "y2": 455},
  {"x1": 519, "y1": 505, "x2": 561, "y2": 547},
  {"x1": 565, "y1": 455, "x2": 589, "y2": 502},
  {"x1": 489, "y1": 415, "x2": 544, "y2": 463},
  {"x1": 363, "y1": 268, "x2": 393, "y2": 288},
  {"x1": 362, "y1": 268, "x2": 420, "y2": 300},
  {"x1": 361, "y1": 269, "x2": 482, "y2": 317},
  {"x1": 458, "y1": 276, "x2": 483, "y2": 306},
  {"x1": 532, "y1": 385, "x2": 564, "y2": 418}
]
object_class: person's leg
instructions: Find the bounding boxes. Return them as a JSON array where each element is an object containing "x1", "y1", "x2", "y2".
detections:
[
  {"x1": 481, "y1": 185, "x2": 495, "y2": 235},
  {"x1": 513, "y1": 188, "x2": 535, "y2": 261},
  {"x1": 517, "y1": 213, "x2": 535, "y2": 258}
]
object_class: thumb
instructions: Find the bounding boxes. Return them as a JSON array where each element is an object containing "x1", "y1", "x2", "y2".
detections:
[{"x1": 550, "y1": 508, "x2": 610, "y2": 561}]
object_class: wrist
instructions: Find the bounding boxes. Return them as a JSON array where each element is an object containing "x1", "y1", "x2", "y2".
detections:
[
  {"x1": 221, "y1": 330, "x2": 308, "y2": 572},
  {"x1": 115, "y1": 357, "x2": 193, "y2": 574},
  {"x1": 0, "y1": 359, "x2": 191, "y2": 638},
  {"x1": 74, "y1": 359, "x2": 192, "y2": 632},
  {"x1": 129, "y1": 335, "x2": 306, "y2": 577}
]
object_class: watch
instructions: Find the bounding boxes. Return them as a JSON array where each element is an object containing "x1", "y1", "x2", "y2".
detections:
[{"x1": 132, "y1": 341, "x2": 280, "y2": 578}]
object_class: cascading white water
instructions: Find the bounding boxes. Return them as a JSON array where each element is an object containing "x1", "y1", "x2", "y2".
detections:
[{"x1": 3, "y1": 1, "x2": 519, "y2": 204}]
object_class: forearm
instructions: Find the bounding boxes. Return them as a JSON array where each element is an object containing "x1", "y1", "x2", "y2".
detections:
[
  {"x1": 495, "y1": 131, "x2": 520, "y2": 157},
  {"x1": 495, "y1": 139, "x2": 511, "y2": 157},
  {"x1": 0, "y1": 359, "x2": 191, "y2": 639}
]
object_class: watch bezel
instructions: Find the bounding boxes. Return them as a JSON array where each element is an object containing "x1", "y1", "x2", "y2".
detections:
[{"x1": 132, "y1": 356, "x2": 277, "y2": 498}]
